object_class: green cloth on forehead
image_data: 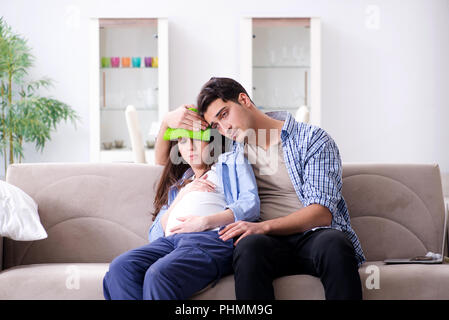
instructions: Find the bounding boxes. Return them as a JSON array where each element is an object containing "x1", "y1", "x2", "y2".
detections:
[{"x1": 163, "y1": 107, "x2": 211, "y2": 141}]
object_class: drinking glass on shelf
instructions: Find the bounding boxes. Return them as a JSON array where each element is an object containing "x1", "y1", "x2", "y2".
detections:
[
  {"x1": 110, "y1": 57, "x2": 120, "y2": 68},
  {"x1": 102, "y1": 142, "x2": 113, "y2": 150},
  {"x1": 151, "y1": 57, "x2": 158, "y2": 68},
  {"x1": 136, "y1": 89, "x2": 144, "y2": 106},
  {"x1": 145, "y1": 88, "x2": 156, "y2": 108},
  {"x1": 144, "y1": 57, "x2": 152, "y2": 68},
  {"x1": 280, "y1": 46, "x2": 288, "y2": 66},
  {"x1": 257, "y1": 90, "x2": 267, "y2": 108},
  {"x1": 119, "y1": 91, "x2": 126, "y2": 109},
  {"x1": 269, "y1": 50, "x2": 277, "y2": 66},
  {"x1": 291, "y1": 89, "x2": 302, "y2": 107},
  {"x1": 132, "y1": 57, "x2": 141, "y2": 68},
  {"x1": 272, "y1": 87, "x2": 281, "y2": 109},
  {"x1": 299, "y1": 46, "x2": 307, "y2": 66},
  {"x1": 114, "y1": 140, "x2": 124, "y2": 148},
  {"x1": 101, "y1": 57, "x2": 110, "y2": 68},
  {"x1": 147, "y1": 121, "x2": 160, "y2": 148},
  {"x1": 122, "y1": 57, "x2": 130, "y2": 67},
  {"x1": 292, "y1": 45, "x2": 300, "y2": 66}
]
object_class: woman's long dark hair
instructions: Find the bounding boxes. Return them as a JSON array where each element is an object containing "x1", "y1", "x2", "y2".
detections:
[
  {"x1": 151, "y1": 134, "x2": 227, "y2": 221},
  {"x1": 152, "y1": 141, "x2": 190, "y2": 220}
]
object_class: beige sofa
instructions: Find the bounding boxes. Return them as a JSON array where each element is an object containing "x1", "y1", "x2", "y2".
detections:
[{"x1": 0, "y1": 162, "x2": 448, "y2": 300}]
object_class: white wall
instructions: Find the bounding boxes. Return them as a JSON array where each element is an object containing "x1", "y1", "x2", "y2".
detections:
[{"x1": 1, "y1": 0, "x2": 448, "y2": 181}]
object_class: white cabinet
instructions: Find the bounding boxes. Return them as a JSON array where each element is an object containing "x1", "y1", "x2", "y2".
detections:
[
  {"x1": 240, "y1": 17, "x2": 321, "y2": 126},
  {"x1": 89, "y1": 18, "x2": 169, "y2": 164}
]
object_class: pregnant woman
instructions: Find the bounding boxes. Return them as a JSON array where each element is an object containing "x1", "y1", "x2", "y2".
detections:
[{"x1": 103, "y1": 122, "x2": 260, "y2": 300}]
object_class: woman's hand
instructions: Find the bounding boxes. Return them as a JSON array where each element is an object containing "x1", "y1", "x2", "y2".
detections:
[
  {"x1": 164, "y1": 104, "x2": 209, "y2": 131},
  {"x1": 179, "y1": 174, "x2": 215, "y2": 197},
  {"x1": 169, "y1": 215, "x2": 209, "y2": 234}
]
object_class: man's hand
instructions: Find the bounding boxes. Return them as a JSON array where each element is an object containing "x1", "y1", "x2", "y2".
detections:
[
  {"x1": 155, "y1": 104, "x2": 208, "y2": 165},
  {"x1": 218, "y1": 221, "x2": 268, "y2": 246},
  {"x1": 164, "y1": 104, "x2": 209, "y2": 131}
]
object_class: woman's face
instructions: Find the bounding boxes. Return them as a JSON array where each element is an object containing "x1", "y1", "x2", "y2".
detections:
[{"x1": 177, "y1": 137, "x2": 210, "y2": 168}]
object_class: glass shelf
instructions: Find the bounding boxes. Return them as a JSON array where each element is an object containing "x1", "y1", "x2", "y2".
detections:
[
  {"x1": 101, "y1": 147, "x2": 130, "y2": 151},
  {"x1": 100, "y1": 147, "x2": 155, "y2": 151},
  {"x1": 253, "y1": 65, "x2": 310, "y2": 69},
  {"x1": 100, "y1": 67, "x2": 158, "y2": 70},
  {"x1": 99, "y1": 148, "x2": 155, "y2": 164},
  {"x1": 257, "y1": 106, "x2": 300, "y2": 111},
  {"x1": 100, "y1": 106, "x2": 158, "y2": 111}
]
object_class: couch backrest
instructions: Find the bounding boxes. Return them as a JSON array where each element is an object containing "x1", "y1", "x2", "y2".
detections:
[
  {"x1": 3, "y1": 162, "x2": 447, "y2": 268},
  {"x1": 342, "y1": 163, "x2": 447, "y2": 261},
  {"x1": 4, "y1": 163, "x2": 164, "y2": 269}
]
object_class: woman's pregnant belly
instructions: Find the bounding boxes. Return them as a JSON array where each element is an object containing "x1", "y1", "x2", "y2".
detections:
[{"x1": 165, "y1": 190, "x2": 227, "y2": 236}]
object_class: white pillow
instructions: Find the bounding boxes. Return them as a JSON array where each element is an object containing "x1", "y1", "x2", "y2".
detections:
[{"x1": 0, "y1": 180, "x2": 47, "y2": 241}]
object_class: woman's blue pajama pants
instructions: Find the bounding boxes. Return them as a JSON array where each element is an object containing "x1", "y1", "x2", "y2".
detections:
[{"x1": 103, "y1": 231, "x2": 234, "y2": 300}]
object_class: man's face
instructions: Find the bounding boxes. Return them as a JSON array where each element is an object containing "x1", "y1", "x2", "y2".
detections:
[{"x1": 203, "y1": 96, "x2": 253, "y2": 143}]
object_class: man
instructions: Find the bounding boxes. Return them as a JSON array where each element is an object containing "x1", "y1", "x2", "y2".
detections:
[{"x1": 155, "y1": 77, "x2": 365, "y2": 300}]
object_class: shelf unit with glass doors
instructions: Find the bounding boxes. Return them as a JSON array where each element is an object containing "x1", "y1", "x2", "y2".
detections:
[
  {"x1": 89, "y1": 18, "x2": 169, "y2": 164},
  {"x1": 240, "y1": 17, "x2": 321, "y2": 126}
]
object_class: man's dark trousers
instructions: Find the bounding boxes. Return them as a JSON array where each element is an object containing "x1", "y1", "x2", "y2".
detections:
[{"x1": 233, "y1": 228, "x2": 363, "y2": 300}]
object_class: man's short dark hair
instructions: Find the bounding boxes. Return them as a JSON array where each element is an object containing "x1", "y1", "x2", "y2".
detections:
[{"x1": 196, "y1": 77, "x2": 251, "y2": 116}]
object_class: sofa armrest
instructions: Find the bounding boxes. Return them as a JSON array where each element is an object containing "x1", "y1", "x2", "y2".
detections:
[
  {"x1": 0, "y1": 236, "x2": 3, "y2": 272},
  {"x1": 445, "y1": 199, "x2": 449, "y2": 257}
]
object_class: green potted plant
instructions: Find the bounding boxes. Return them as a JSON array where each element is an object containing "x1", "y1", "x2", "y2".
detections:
[{"x1": 0, "y1": 17, "x2": 80, "y2": 176}]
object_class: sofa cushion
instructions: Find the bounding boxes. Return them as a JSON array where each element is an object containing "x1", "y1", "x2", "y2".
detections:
[
  {"x1": 1, "y1": 261, "x2": 449, "y2": 300},
  {"x1": 191, "y1": 274, "x2": 326, "y2": 300},
  {"x1": 0, "y1": 263, "x2": 109, "y2": 300},
  {"x1": 359, "y1": 261, "x2": 449, "y2": 300},
  {"x1": 342, "y1": 164, "x2": 447, "y2": 261},
  {"x1": 4, "y1": 163, "x2": 163, "y2": 268},
  {"x1": 0, "y1": 263, "x2": 326, "y2": 300},
  {"x1": 194, "y1": 261, "x2": 449, "y2": 300}
]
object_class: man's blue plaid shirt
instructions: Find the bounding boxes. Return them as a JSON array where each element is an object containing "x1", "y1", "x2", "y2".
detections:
[{"x1": 231, "y1": 111, "x2": 366, "y2": 266}]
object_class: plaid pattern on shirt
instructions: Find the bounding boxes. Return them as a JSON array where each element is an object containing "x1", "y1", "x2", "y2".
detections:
[{"x1": 231, "y1": 111, "x2": 366, "y2": 266}]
